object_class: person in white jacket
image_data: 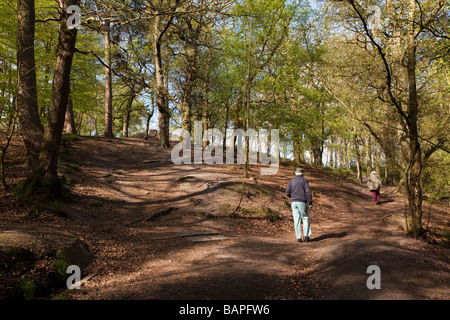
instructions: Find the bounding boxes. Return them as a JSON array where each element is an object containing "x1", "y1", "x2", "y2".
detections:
[{"x1": 367, "y1": 171, "x2": 382, "y2": 205}]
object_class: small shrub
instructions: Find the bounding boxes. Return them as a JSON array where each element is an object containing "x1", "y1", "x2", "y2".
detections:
[
  {"x1": 54, "y1": 249, "x2": 71, "y2": 279},
  {"x1": 254, "y1": 206, "x2": 281, "y2": 222},
  {"x1": 20, "y1": 281, "x2": 36, "y2": 300},
  {"x1": 241, "y1": 207, "x2": 249, "y2": 215},
  {"x1": 219, "y1": 203, "x2": 232, "y2": 215}
]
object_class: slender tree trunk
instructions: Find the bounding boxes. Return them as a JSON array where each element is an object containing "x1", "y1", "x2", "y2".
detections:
[
  {"x1": 293, "y1": 131, "x2": 301, "y2": 165},
  {"x1": 92, "y1": 115, "x2": 98, "y2": 136},
  {"x1": 353, "y1": 132, "x2": 363, "y2": 183},
  {"x1": 180, "y1": 43, "x2": 197, "y2": 134},
  {"x1": 365, "y1": 135, "x2": 372, "y2": 175},
  {"x1": 243, "y1": 84, "x2": 250, "y2": 177},
  {"x1": 63, "y1": 95, "x2": 77, "y2": 135},
  {"x1": 384, "y1": 108, "x2": 396, "y2": 184},
  {"x1": 202, "y1": 81, "x2": 209, "y2": 148},
  {"x1": 153, "y1": 13, "x2": 171, "y2": 148},
  {"x1": 343, "y1": 139, "x2": 349, "y2": 169},
  {"x1": 180, "y1": 102, "x2": 191, "y2": 134},
  {"x1": 406, "y1": 0, "x2": 423, "y2": 237},
  {"x1": 1, "y1": 113, "x2": 16, "y2": 190},
  {"x1": 223, "y1": 104, "x2": 229, "y2": 153},
  {"x1": 312, "y1": 117, "x2": 324, "y2": 166},
  {"x1": 337, "y1": 137, "x2": 343, "y2": 168},
  {"x1": 385, "y1": 155, "x2": 388, "y2": 182},
  {"x1": 243, "y1": 20, "x2": 252, "y2": 178},
  {"x1": 122, "y1": 92, "x2": 135, "y2": 138},
  {"x1": 312, "y1": 111, "x2": 325, "y2": 166},
  {"x1": 122, "y1": 110, "x2": 130, "y2": 138},
  {"x1": 234, "y1": 84, "x2": 246, "y2": 133},
  {"x1": 145, "y1": 96, "x2": 155, "y2": 140},
  {"x1": 373, "y1": 146, "x2": 380, "y2": 174},
  {"x1": 103, "y1": 20, "x2": 114, "y2": 138},
  {"x1": 25, "y1": 0, "x2": 79, "y2": 198},
  {"x1": 17, "y1": 0, "x2": 44, "y2": 166},
  {"x1": 328, "y1": 136, "x2": 334, "y2": 167},
  {"x1": 76, "y1": 112, "x2": 83, "y2": 134}
]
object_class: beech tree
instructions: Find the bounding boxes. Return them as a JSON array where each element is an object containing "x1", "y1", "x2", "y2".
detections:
[
  {"x1": 17, "y1": 0, "x2": 44, "y2": 166},
  {"x1": 21, "y1": 0, "x2": 80, "y2": 198},
  {"x1": 103, "y1": 20, "x2": 114, "y2": 138}
]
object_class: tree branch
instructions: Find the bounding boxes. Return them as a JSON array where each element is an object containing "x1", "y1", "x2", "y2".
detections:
[{"x1": 347, "y1": 0, "x2": 409, "y2": 133}]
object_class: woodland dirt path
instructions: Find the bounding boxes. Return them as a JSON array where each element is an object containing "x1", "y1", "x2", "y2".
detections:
[{"x1": 1, "y1": 136, "x2": 449, "y2": 300}]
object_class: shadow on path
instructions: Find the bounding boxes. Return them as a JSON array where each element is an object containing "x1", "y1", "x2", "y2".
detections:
[{"x1": 310, "y1": 232, "x2": 348, "y2": 242}]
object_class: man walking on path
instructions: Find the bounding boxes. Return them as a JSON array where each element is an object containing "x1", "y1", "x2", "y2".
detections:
[
  {"x1": 286, "y1": 168, "x2": 313, "y2": 243},
  {"x1": 367, "y1": 171, "x2": 382, "y2": 205}
]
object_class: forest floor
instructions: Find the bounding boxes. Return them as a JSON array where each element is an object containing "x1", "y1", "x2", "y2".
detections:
[{"x1": 0, "y1": 135, "x2": 449, "y2": 300}]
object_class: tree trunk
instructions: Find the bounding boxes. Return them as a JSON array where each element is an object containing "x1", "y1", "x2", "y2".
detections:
[
  {"x1": 343, "y1": 139, "x2": 349, "y2": 169},
  {"x1": 223, "y1": 104, "x2": 229, "y2": 152},
  {"x1": 1, "y1": 112, "x2": 16, "y2": 190},
  {"x1": 365, "y1": 135, "x2": 372, "y2": 175},
  {"x1": 243, "y1": 81, "x2": 251, "y2": 177},
  {"x1": 385, "y1": 156, "x2": 388, "y2": 182},
  {"x1": 25, "y1": 0, "x2": 79, "y2": 198},
  {"x1": 328, "y1": 136, "x2": 334, "y2": 167},
  {"x1": 122, "y1": 92, "x2": 135, "y2": 138},
  {"x1": 180, "y1": 43, "x2": 197, "y2": 134},
  {"x1": 202, "y1": 81, "x2": 209, "y2": 148},
  {"x1": 122, "y1": 110, "x2": 130, "y2": 138},
  {"x1": 153, "y1": 14, "x2": 171, "y2": 148},
  {"x1": 17, "y1": 0, "x2": 44, "y2": 166},
  {"x1": 293, "y1": 131, "x2": 302, "y2": 165},
  {"x1": 353, "y1": 133, "x2": 363, "y2": 183},
  {"x1": 144, "y1": 96, "x2": 155, "y2": 140},
  {"x1": 63, "y1": 95, "x2": 77, "y2": 135},
  {"x1": 103, "y1": 20, "x2": 114, "y2": 138},
  {"x1": 406, "y1": 0, "x2": 423, "y2": 237},
  {"x1": 311, "y1": 110, "x2": 325, "y2": 166},
  {"x1": 243, "y1": 20, "x2": 253, "y2": 178},
  {"x1": 337, "y1": 137, "x2": 343, "y2": 168},
  {"x1": 373, "y1": 146, "x2": 380, "y2": 174},
  {"x1": 234, "y1": 84, "x2": 246, "y2": 133},
  {"x1": 312, "y1": 143, "x2": 323, "y2": 166}
]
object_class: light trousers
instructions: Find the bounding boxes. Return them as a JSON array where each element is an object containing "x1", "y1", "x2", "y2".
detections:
[{"x1": 291, "y1": 201, "x2": 311, "y2": 240}]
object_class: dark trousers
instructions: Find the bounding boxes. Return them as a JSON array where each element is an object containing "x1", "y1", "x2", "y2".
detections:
[{"x1": 370, "y1": 190, "x2": 380, "y2": 204}]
